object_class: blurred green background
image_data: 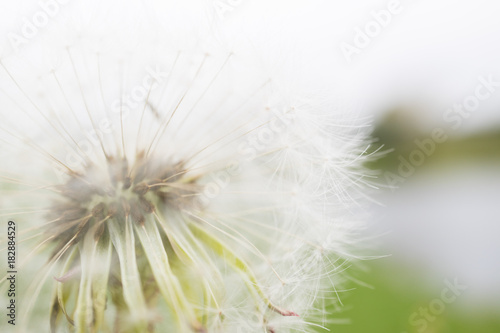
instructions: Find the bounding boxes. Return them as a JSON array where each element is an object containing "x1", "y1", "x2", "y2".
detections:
[{"x1": 328, "y1": 109, "x2": 500, "y2": 333}]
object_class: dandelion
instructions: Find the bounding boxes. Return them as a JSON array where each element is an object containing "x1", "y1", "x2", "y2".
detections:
[{"x1": 0, "y1": 2, "x2": 374, "y2": 332}]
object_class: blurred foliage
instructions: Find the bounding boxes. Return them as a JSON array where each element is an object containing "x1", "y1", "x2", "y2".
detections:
[
  {"x1": 327, "y1": 261, "x2": 500, "y2": 333},
  {"x1": 367, "y1": 109, "x2": 500, "y2": 172},
  {"x1": 337, "y1": 110, "x2": 500, "y2": 332}
]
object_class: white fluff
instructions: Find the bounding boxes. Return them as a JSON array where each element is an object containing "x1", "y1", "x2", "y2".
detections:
[{"x1": 0, "y1": 1, "x2": 374, "y2": 332}]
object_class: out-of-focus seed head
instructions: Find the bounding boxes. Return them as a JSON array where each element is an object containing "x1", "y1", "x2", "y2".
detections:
[{"x1": 0, "y1": 1, "x2": 376, "y2": 332}]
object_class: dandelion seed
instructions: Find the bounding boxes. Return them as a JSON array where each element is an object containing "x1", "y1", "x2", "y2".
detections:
[{"x1": 0, "y1": 3, "x2": 374, "y2": 333}]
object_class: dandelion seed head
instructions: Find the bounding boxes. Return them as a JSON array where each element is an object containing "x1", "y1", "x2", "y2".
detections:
[{"x1": 0, "y1": 2, "x2": 375, "y2": 332}]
